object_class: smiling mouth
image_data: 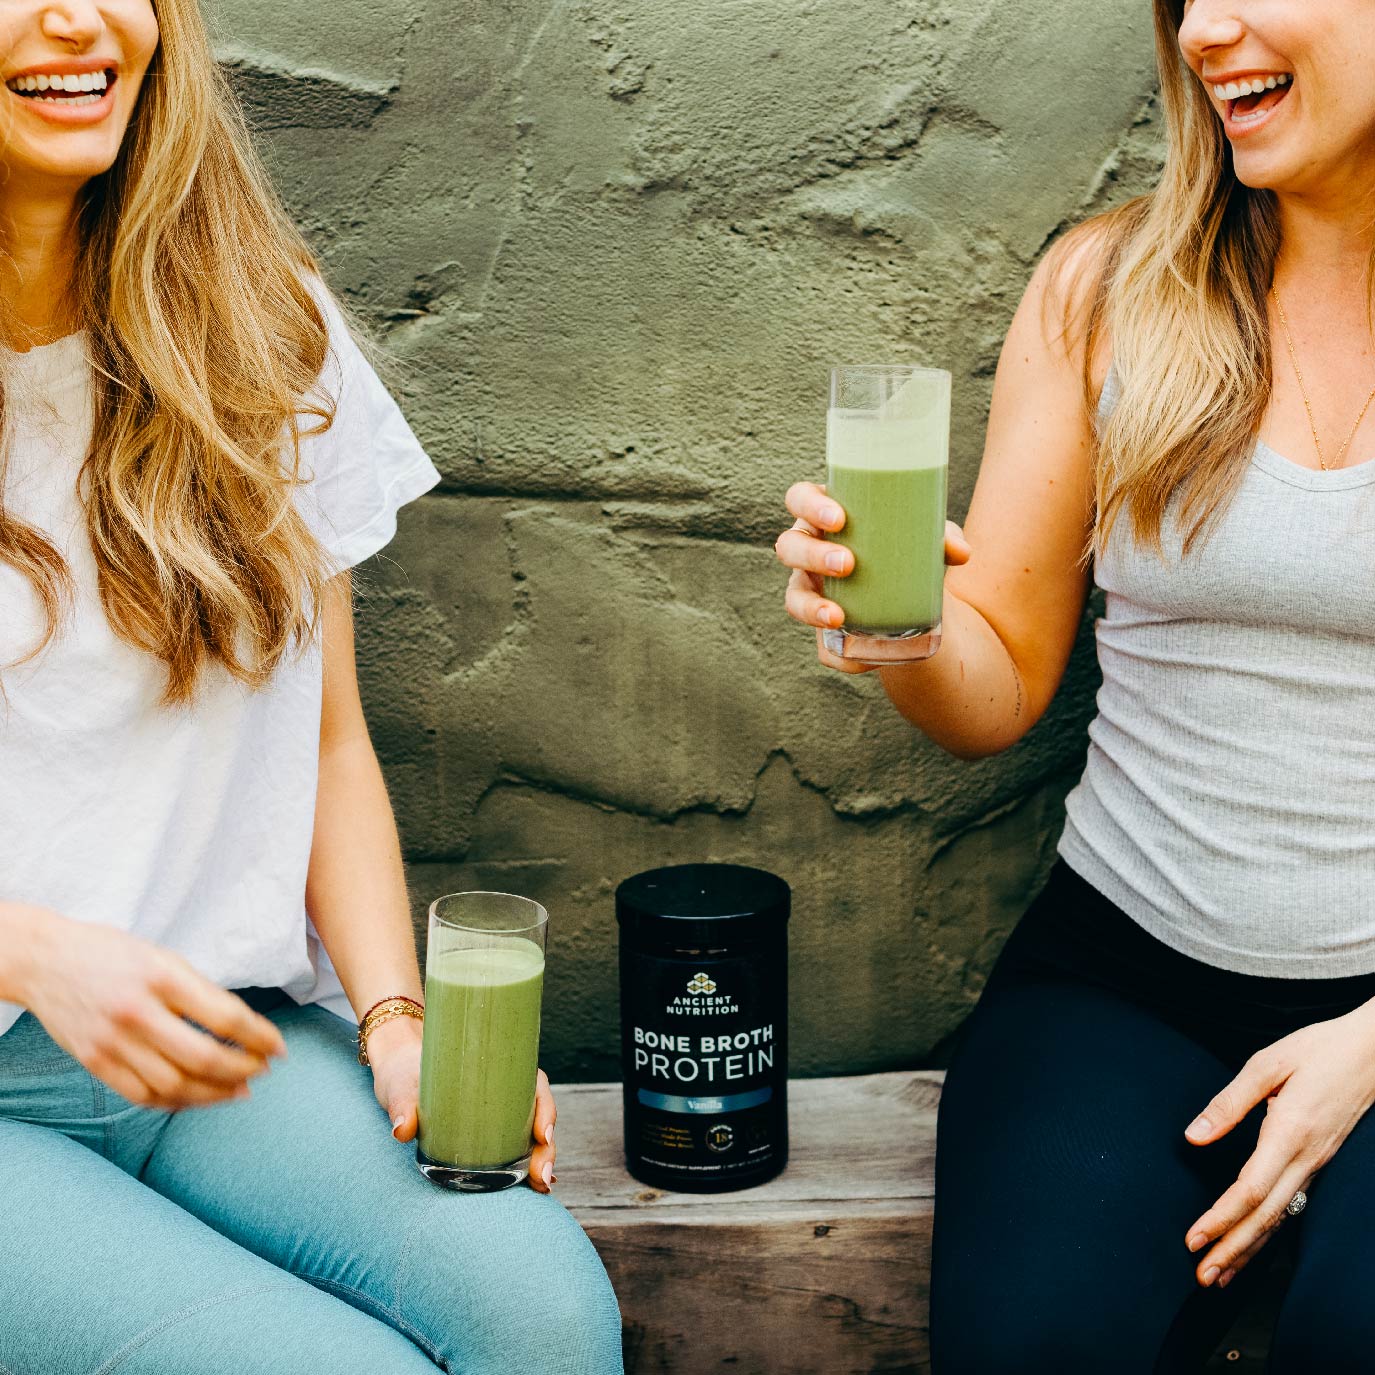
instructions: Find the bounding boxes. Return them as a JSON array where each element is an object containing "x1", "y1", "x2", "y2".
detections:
[
  {"x1": 5, "y1": 68, "x2": 116, "y2": 106},
  {"x1": 1212, "y1": 72, "x2": 1292, "y2": 124}
]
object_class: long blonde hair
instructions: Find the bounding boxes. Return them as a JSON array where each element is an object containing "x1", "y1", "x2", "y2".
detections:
[
  {"x1": 0, "y1": 0, "x2": 337, "y2": 705},
  {"x1": 1047, "y1": 0, "x2": 1373, "y2": 556}
]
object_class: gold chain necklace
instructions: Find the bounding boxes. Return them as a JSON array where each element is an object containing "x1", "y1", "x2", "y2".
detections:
[{"x1": 1270, "y1": 282, "x2": 1375, "y2": 471}]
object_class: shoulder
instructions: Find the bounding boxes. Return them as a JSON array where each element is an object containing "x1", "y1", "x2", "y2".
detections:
[{"x1": 1032, "y1": 202, "x2": 1145, "y2": 399}]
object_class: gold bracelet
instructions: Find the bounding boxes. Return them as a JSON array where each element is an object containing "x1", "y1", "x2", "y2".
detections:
[{"x1": 356, "y1": 995, "x2": 424, "y2": 1067}]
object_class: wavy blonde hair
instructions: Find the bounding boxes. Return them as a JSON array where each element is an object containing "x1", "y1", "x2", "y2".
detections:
[
  {"x1": 1046, "y1": 0, "x2": 1371, "y2": 556},
  {"x1": 0, "y1": 0, "x2": 337, "y2": 704}
]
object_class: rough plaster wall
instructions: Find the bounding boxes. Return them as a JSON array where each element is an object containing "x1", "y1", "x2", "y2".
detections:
[{"x1": 207, "y1": 0, "x2": 1166, "y2": 1080}]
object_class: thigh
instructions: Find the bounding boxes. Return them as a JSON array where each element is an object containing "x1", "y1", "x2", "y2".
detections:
[
  {"x1": 0, "y1": 1116, "x2": 435, "y2": 1375},
  {"x1": 1269, "y1": 1104, "x2": 1375, "y2": 1372},
  {"x1": 931, "y1": 960, "x2": 1269, "y2": 1375},
  {"x1": 140, "y1": 1000, "x2": 623, "y2": 1375}
]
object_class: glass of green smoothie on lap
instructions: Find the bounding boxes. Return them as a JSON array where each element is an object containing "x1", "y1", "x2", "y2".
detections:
[
  {"x1": 822, "y1": 364, "x2": 951, "y2": 664},
  {"x1": 416, "y1": 892, "x2": 548, "y2": 1192}
]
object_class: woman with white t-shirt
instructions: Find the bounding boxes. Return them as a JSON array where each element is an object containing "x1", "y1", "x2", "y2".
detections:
[{"x1": 0, "y1": 2, "x2": 622, "y2": 1372}]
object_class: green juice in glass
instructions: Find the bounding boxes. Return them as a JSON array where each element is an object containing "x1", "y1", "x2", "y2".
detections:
[
  {"x1": 823, "y1": 375, "x2": 949, "y2": 644},
  {"x1": 417, "y1": 941, "x2": 545, "y2": 1170}
]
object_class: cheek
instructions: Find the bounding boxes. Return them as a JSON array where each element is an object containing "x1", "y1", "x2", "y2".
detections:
[{"x1": 118, "y1": 3, "x2": 161, "y2": 75}]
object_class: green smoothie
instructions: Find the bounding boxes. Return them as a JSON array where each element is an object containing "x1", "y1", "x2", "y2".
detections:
[
  {"x1": 823, "y1": 406, "x2": 948, "y2": 632},
  {"x1": 417, "y1": 941, "x2": 545, "y2": 1169}
]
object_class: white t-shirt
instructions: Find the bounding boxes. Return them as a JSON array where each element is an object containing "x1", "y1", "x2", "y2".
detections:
[{"x1": 0, "y1": 294, "x2": 441, "y2": 1038}]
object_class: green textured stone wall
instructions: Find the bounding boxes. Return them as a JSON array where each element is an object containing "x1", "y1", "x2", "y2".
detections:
[{"x1": 209, "y1": 0, "x2": 1165, "y2": 1080}]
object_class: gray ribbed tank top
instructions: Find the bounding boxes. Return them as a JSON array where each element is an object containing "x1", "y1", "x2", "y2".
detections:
[{"x1": 1059, "y1": 365, "x2": 1375, "y2": 976}]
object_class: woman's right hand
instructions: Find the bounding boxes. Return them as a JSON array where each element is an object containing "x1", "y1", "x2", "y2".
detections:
[
  {"x1": 776, "y1": 481, "x2": 972, "y2": 674},
  {"x1": 16, "y1": 907, "x2": 287, "y2": 1111}
]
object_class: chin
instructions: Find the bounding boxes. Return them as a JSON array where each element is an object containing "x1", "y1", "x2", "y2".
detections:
[{"x1": 1229, "y1": 154, "x2": 1293, "y2": 193}]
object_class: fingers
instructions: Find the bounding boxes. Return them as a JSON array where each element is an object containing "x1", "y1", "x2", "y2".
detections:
[
  {"x1": 138, "y1": 1005, "x2": 271, "y2": 1088},
  {"x1": 774, "y1": 525, "x2": 853, "y2": 579},
  {"x1": 160, "y1": 967, "x2": 288, "y2": 1061},
  {"x1": 1192, "y1": 1165, "x2": 1312, "y2": 1287},
  {"x1": 390, "y1": 1103, "x2": 418, "y2": 1143},
  {"x1": 1186, "y1": 1050, "x2": 1287, "y2": 1144},
  {"x1": 784, "y1": 568, "x2": 845, "y2": 631},
  {"x1": 944, "y1": 521, "x2": 972, "y2": 566},
  {"x1": 1186, "y1": 1117, "x2": 1295, "y2": 1254},
  {"x1": 107, "y1": 1034, "x2": 247, "y2": 1110},
  {"x1": 529, "y1": 1069, "x2": 557, "y2": 1193},
  {"x1": 784, "y1": 482, "x2": 845, "y2": 532}
]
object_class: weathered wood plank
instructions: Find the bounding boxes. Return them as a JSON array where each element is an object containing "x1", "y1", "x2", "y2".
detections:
[{"x1": 558, "y1": 1071, "x2": 939, "y2": 1219}]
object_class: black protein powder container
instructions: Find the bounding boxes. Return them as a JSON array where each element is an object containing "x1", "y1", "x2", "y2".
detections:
[{"x1": 616, "y1": 863, "x2": 790, "y2": 1193}]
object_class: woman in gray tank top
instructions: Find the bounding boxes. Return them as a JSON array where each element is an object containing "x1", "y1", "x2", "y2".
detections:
[{"x1": 778, "y1": 1, "x2": 1375, "y2": 1369}]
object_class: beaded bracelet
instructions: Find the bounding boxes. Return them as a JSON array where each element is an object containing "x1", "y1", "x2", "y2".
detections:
[{"x1": 356, "y1": 995, "x2": 425, "y2": 1066}]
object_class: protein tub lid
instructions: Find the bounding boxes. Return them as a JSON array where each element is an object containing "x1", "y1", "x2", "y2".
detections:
[{"x1": 616, "y1": 863, "x2": 791, "y2": 945}]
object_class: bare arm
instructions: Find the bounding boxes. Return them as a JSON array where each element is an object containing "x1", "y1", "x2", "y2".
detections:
[
  {"x1": 305, "y1": 572, "x2": 425, "y2": 1018},
  {"x1": 780, "y1": 235, "x2": 1106, "y2": 759},
  {"x1": 307, "y1": 574, "x2": 558, "y2": 1188}
]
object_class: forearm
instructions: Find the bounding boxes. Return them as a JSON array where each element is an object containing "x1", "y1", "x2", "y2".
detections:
[
  {"x1": 305, "y1": 737, "x2": 424, "y2": 1018},
  {"x1": 878, "y1": 588, "x2": 1036, "y2": 760}
]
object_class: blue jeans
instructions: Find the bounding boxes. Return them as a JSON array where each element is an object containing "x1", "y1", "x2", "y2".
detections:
[{"x1": 0, "y1": 989, "x2": 623, "y2": 1375}]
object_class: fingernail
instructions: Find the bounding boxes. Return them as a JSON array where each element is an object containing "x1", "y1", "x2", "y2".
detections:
[
  {"x1": 824, "y1": 550, "x2": 846, "y2": 573},
  {"x1": 1186, "y1": 1116, "x2": 1211, "y2": 1140},
  {"x1": 392, "y1": 1115, "x2": 406, "y2": 1139},
  {"x1": 546, "y1": 1123, "x2": 555, "y2": 1145},
  {"x1": 1202, "y1": 1266, "x2": 1220, "y2": 1286},
  {"x1": 1187, "y1": 1232, "x2": 1208, "y2": 1252},
  {"x1": 1219, "y1": 1269, "x2": 1235, "y2": 1288},
  {"x1": 820, "y1": 503, "x2": 842, "y2": 528},
  {"x1": 821, "y1": 608, "x2": 840, "y2": 628},
  {"x1": 541, "y1": 1161, "x2": 553, "y2": 1187}
]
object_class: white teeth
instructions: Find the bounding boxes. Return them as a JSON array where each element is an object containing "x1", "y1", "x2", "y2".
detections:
[
  {"x1": 5, "y1": 69, "x2": 113, "y2": 98},
  {"x1": 1213, "y1": 73, "x2": 1291, "y2": 102}
]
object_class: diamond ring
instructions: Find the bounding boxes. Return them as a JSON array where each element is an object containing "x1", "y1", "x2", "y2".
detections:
[{"x1": 1286, "y1": 1190, "x2": 1308, "y2": 1217}]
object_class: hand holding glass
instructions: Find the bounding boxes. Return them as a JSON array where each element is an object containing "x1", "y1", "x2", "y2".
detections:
[
  {"x1": 416, "y1": 892, "x2": 547, "y2": 1192},
  {"x1": 821, "y1": 365, "x2": 951, "y2": 664}
]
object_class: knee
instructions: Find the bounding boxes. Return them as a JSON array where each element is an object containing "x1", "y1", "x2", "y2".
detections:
[{"x1": 408, "y1": 1193, "x2": 622, "y2": 1374}]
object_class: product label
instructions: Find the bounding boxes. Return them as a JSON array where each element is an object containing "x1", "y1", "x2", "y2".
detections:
[{"x1": 621, "y1": 949, "x2": 787, "y2": 1184}]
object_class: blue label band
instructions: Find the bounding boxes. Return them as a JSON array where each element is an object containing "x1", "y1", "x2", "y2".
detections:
[{"x1": 636, "y1": 1086, "x2": 774, "y2": 1114}]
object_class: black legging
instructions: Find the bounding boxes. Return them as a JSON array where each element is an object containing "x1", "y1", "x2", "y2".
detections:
[{"x1": 931, "y1": 860, "x2": 1375, "y2": 1373}]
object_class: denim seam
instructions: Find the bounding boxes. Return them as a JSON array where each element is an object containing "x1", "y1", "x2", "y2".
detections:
[
  {"x1": 87, "y1": 1281, "x2": 286, "y2": 1375},
  {"x1": 394, "y1": 1208, "x2": 420, "y2": 1316},
  {"x1": 302, "y1": 1272, "x2": 439, "y2": 1363},
  {"x1": 0, "y1": 1059, "x2": 78, "y2": 1076}
]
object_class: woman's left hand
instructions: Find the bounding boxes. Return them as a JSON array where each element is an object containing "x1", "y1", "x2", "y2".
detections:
[
  {"x1": 1182, "y1": 1006, "x2": 1375, "y2": 1288},
  {"x1": 367, "y1": 1017, "x2": 559, "y2": 1193}
]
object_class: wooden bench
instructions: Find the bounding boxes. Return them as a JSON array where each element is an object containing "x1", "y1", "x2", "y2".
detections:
[{"x1": 559, "y1": 1071, "x2": 1282, "y2": 1372}]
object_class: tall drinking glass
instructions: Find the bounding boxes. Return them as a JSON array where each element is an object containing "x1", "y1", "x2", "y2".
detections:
[
  {"x1": 416, "y1": 892, "x2": 548, "y2": 1192},
  {"x1": 821, "y1": 364, "x2": 951, "y2": 664}
]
